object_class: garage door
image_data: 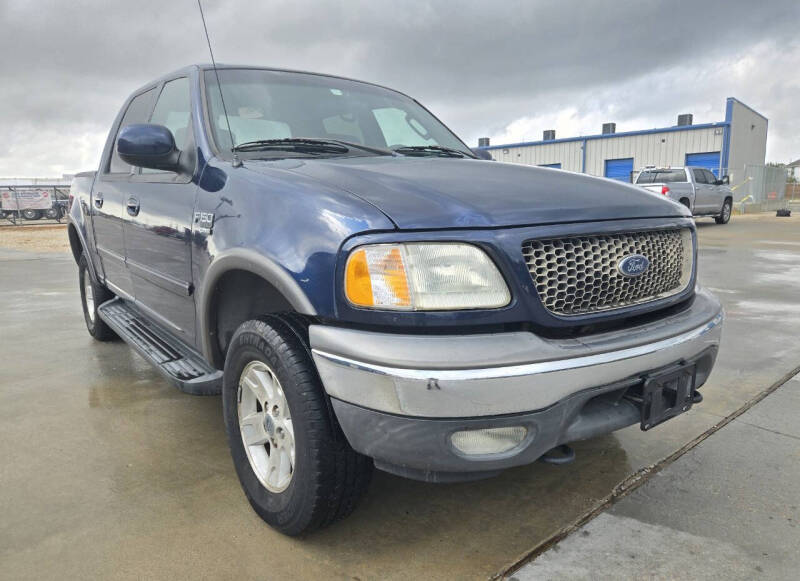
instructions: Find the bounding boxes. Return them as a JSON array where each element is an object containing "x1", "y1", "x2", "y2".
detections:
[
  {"x1": 685, "y1": 152, "x2": 721, "y2": 177},
  {"x1": 604, "y1": 158, "x2": 634, "y2": 182}
]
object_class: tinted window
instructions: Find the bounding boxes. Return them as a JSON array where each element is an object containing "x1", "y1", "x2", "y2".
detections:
[
  {"x1": 204, "y1": 69, "x2": 472, "y2": 156},
  {"x1": 692, "y1": 168, "x2": 707, "y2": 184},
  {"x1": 636, "y1": 169, "x2": 687, "y2": 184},
  {"x1": 702, "y1": 169, "x2": 718, "y2": 183},
  {"x1": 108, "y1": 88, "x2": 157, "y2": 173},
  {"x1": 143, "y1": 78, "x2": 192, "y2": 173}
]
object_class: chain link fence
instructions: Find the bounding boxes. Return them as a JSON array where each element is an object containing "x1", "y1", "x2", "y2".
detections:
[
  {"x1": 0, "y1": 186, "x2": 71, "y2": 226},
  {"x1": 732, "y1": 165, "x2": 788, "y2": 213}
]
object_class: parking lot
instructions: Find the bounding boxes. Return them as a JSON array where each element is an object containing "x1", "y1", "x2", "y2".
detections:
[{"x1": 0, "y1": 213, "x2": 798, "y2": 580}]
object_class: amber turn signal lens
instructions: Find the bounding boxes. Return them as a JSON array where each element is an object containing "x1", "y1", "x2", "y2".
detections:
[
  {"x1": 344, "y1": 245, "x2": 412, "y2": 309},
  {"x1": 344, "y1": 248, "x2": 374, "y2": 307}
]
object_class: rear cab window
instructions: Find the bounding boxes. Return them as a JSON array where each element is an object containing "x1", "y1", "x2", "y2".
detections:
[{"x1": 636, "y1": 169, "x2": 687, "y2": 184}]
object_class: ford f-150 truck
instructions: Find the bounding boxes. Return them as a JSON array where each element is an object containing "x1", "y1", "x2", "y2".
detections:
[
  {"x1": 68, "y1": 65, "x2": 723, "y2": 535},
  {"x1": 635, "y1": 166, "x2": 733, "y2": 224}
]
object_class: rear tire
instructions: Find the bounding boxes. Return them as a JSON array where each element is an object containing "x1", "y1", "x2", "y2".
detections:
[
  {"x1": 222, "y1": 316, "x2": 372, "y2": 536},
  {"x1": 22, "y1": 209, "x2": 42, "y2": 220},
  {"x1": 79, "y1": 253, "x2": 117, "y2": 341},
  {"x1": 715, "y1": 199, "x2": 732, "y2": 224}
]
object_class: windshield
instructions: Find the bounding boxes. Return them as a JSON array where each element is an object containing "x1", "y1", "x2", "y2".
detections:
[
  {"x1": 636, "y1": 169, "x2": 687, "y2": 184},
  {"x1": 204, "y1": 69, "x2": 472, "y2": 158}
]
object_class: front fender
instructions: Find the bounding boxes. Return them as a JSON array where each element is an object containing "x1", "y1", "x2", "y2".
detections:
[{"x1": 196, "y1": 248, "x2": 317, "y2": 363}]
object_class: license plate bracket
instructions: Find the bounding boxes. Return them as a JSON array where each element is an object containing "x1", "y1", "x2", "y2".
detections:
[{"x1": 638, "y1": 363, "x2": 697, "y2": 431}]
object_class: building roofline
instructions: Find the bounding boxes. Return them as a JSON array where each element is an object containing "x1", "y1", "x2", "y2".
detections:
[
  {"x1": 481, "y1": 121, "x2": 728, "y2": 150},
  {"x1": 726, "y1": 97, "x2": 768, "y2": 122}
]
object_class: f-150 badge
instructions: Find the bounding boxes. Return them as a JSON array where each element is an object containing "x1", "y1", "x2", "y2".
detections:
[{"x1": 194, "y1": 211, "x2": 215, "y2": 233}]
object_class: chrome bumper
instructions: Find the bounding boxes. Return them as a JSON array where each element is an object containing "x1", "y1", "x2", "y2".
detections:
[{"x1": 310, "y1": 288, "x2": 723, "y2": 418}]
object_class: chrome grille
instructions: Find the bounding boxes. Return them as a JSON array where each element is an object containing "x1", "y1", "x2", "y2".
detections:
[{"x1": 522, "y1": 229, "x2": 693, "y2": 316}]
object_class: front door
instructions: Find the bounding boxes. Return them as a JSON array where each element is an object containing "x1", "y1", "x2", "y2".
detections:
[
  {"x1": 92, "y1": 87, "x2": 158, "y2": 298},
  {"x1": 123, "y1": 77, "x2": 197, "y2": 343},
  {"x1": 700, "y1": 169, "x2": 725, "y2": 214}
]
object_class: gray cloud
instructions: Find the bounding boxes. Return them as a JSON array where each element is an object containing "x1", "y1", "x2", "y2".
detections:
[{"x1": 1, "y1": 0, "x2": 798, "y2": 175}]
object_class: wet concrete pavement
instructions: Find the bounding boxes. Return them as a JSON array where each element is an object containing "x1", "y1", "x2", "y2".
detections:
[
  {"x1": 515, "y1": 374, "x2": 800, "y2": 580},
  {"x1": 0, "y1": 214, "x2": 798, "y2": 580}
]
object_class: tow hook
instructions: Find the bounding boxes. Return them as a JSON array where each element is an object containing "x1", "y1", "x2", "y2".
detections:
[{"x1": 539, "y1": 444, "x2": 576, "y2": 465}]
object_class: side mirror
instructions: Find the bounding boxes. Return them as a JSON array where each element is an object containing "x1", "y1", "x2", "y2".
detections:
[
  {"x1": 117, "y1": 124, "x2": 180, "y2": 171},
  {"x1": 471, "y1": 148, "x2": 494, "y2": 160},
  {"x1": 721, "y1": 175, "x2": 730, "y2": 185}
]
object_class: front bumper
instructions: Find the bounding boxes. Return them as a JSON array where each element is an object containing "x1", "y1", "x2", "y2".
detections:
[{"x1": 310, "y1": 288, "x2": 723, "y2": 480}]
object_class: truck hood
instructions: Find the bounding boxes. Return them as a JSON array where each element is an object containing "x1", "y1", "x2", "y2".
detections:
[{"x1": 250, "y1": 156, "x2": 686, "y2": 230}]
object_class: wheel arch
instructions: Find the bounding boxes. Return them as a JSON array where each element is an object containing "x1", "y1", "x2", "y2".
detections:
[
  {"x1": 199, "y1": 249, "x2": 317, "y2": 368},
  {"x1": 67, "y1": 220, "x2": 101, "y2": 285},
  {"x1": 67, "y1": 223, "x2": 83, "y2": 264}
]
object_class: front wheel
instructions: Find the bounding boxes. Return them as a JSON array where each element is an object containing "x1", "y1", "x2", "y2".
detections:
[
  {"x1": 222, "y1": 316, "x2": 372, "y2": 535},
  {"x1": 715, "y1": 199, "x2": 732, "y2": 224}
]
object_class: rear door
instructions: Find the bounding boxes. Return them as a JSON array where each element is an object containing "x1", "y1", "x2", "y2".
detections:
[
  {"x1": 92, "y1": 87, "x2": 157, "y2": 298},
  {"x1": 122, "y1": 76, "x2": 198, "y2": 343},
  {"x1": 690, "y1": 168, "x2": 711, "y2": 213}
]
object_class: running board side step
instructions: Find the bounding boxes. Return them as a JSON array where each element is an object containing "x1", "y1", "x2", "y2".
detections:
[{"x1": 97, "y1": 298, "x2": 222, "y2": 395}]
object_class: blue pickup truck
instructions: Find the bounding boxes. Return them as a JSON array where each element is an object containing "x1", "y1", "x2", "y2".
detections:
[{"x1": 68, "y1": 65, "x2": 723, "y2": 535}]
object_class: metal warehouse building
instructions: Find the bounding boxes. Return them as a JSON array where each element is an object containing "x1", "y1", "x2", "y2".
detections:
[{"x1": 480, "y1": 97, "x2": 767, "y2": 186}]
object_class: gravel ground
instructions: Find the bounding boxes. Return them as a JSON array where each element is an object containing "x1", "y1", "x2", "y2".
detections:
[{"x1": 0, "y1": 224, "x2": 70, "y2": 253}]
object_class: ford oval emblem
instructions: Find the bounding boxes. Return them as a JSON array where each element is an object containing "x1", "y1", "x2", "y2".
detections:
[{"x1": 617, "y1": 254, "x2": 650, "y2": 277}]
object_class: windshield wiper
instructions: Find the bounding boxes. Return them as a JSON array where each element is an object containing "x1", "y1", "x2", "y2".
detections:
[
  {"x1": 391, "y1": 145, "x2": 473, "y2": 158},
  {"x1": 232, "y1": 138, "x2": 349, "y2": 154},
  {"x1": 232, "y1": 138, "x2": 392, "y2": 156}
]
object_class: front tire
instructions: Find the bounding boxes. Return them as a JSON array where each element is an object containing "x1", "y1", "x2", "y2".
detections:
[
  {"x1": 79, "y1": 253, "x2": 117, "y2": 341},
  {"x1": 715, "y1": 199, "x2": 732, "y2": 224},
  {"x1": 222, "y1": 316, "x2": 372, "y2": 536}
]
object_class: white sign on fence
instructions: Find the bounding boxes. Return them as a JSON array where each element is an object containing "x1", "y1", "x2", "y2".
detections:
[{"x1": 1, "y1": 190, "x2": 53, "y2": 211}]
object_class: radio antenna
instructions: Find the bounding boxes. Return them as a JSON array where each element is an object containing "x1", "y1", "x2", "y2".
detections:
[{"x1": 197, "y1": 0, "x2": 241, "y2": 167}]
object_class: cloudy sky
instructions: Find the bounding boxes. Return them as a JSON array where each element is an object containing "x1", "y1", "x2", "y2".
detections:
[{"x1": 1, "y1": 0, "x2": 798, "y2": 176}]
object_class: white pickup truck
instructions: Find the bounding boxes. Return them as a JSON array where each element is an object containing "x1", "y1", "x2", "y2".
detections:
[{"x1": 635, "y1": 167, "x2": 733, "y2": 225}]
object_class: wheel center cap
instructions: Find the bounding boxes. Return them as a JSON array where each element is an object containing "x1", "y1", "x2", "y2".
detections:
[{"x1": 263, "y1": 414, "x2": 276, "y2": 437}]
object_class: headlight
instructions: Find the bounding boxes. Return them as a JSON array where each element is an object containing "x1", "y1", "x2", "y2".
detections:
[{"x1": 344, "y1": 243, "x2": 510, "y2": 310}]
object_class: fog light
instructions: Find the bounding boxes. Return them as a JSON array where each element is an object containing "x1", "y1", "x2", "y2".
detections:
[{"x1": 450, "y1": 426, "x2": 527, "y2": 455}]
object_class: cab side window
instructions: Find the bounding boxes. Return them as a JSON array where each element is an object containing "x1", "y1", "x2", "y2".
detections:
[
  {"x1": 702, "y1": 169, "x2": 718, "y2": 184},
  {"x1": 692, "y1": 169, "x2": 707, "y2": 184},
  {"x1": 143, "y1": 77, "x2": 192, "y2": 174},
  {"x1": 107, "y1": 88, "x2": 157, "y2": 174}
]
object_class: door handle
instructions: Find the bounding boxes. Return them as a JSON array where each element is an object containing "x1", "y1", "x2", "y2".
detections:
[
  {"x1": 94, "y1": 193, "x2": 104, "y2": 209},
  {"x1": 126, "y1": 197, "x2": 140, "y2": 217}
]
